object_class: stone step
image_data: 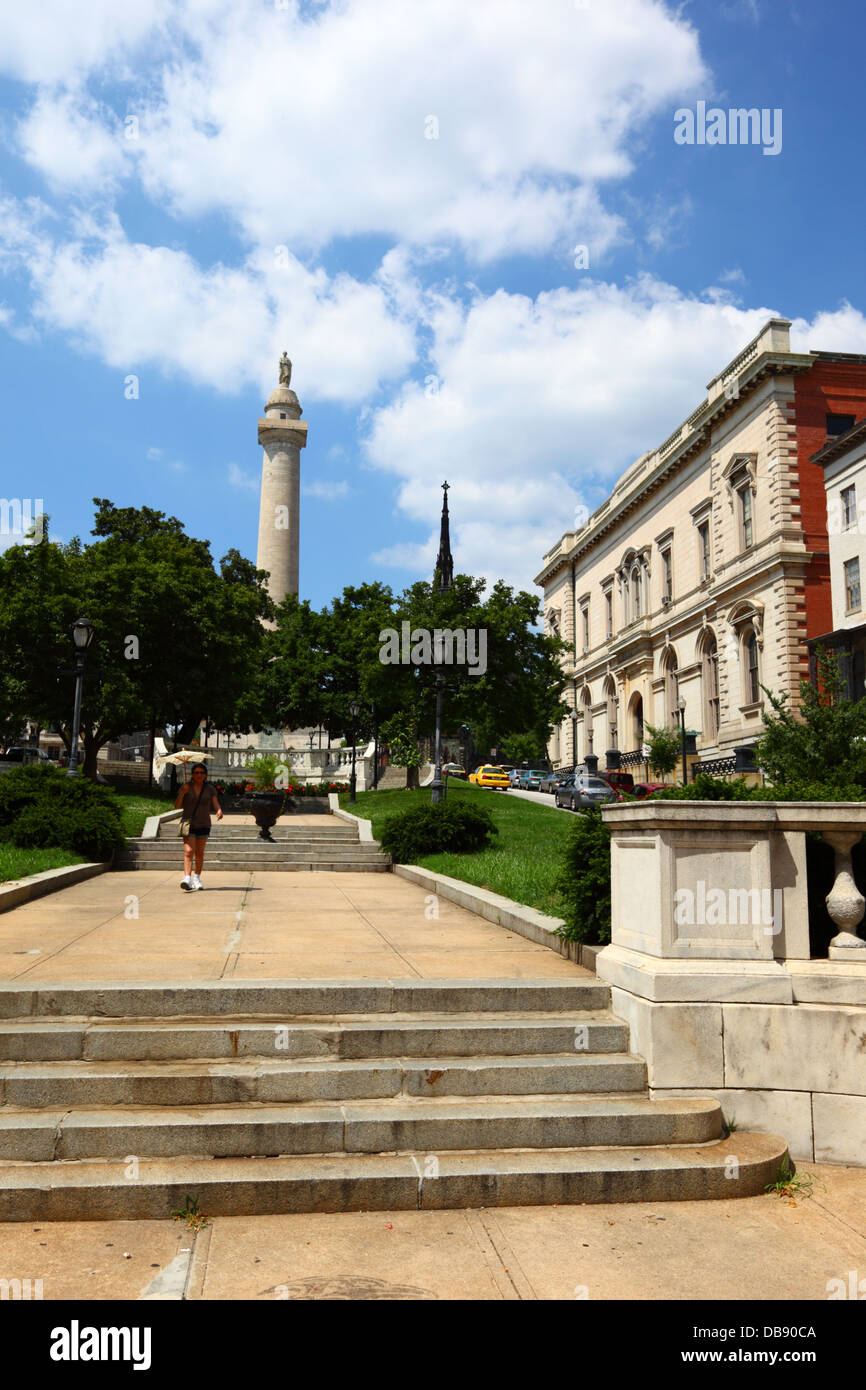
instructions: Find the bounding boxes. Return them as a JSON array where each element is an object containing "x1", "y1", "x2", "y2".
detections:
[
  {"x1": 0, "y1": 1133, "x2": 789, "y2": 1220},
  {"x1": 0, "y1": 1011, "x2": 628, "y2": 1062},
  {"x1": 155, "y1": 829, "x2": 361, "y2": 841},
  {"x1": 0, "y1": 1053, "x2": 647, "y2": 1107},
  {"x1": 0, "y1": 1095, "x2": 721, "y2": 1161},
  {"x1": 0, "y1": 979, "x2": 609, "y2": 1020},
  {"x1": 114, "y1": 857, "x2": 390, "y2": 872},
  {"x1": 124, "y1": 839, "x2": 383, "y2": 850}
]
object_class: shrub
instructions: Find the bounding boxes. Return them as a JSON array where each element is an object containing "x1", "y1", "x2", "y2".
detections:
[
  {"x1": 0, "y1": 765, "x2": 124, "y2": 861},
  {"x1": 555, "y1": 806, "x2": 611, "y2": 944},
  {"x1": 655, "y1": 773, "x2": 756, "y2": 801},
  {"x1": 379, "y1": 801, "x2": 498, "y2": 863}
]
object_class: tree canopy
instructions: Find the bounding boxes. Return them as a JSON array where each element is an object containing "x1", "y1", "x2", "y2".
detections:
[{"x1": 0, "y1": 500, "x2": 273, "y2": 776}]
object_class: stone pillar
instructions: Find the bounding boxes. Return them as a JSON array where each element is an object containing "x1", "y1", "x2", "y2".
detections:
[{"x1": 256, "y1": 359, "x2": 308, "y2": 606}]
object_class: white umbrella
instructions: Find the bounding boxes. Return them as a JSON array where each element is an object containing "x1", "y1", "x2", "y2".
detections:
[{"x1": 154, "y1": 749, "x2": 216, "y2": 771}]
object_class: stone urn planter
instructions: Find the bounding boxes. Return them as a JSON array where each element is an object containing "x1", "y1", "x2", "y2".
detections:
[{"x1": 239, "y1": 791, "x2": 295, "y2": 841}]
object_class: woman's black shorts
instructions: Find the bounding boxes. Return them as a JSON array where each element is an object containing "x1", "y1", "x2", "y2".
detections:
[{"x1": 189, "y1": 827, "x2": 211, "y2": 839}]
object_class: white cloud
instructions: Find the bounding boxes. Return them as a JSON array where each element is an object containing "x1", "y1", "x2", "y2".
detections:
[
  {"x1": 0, "y1": 0, "x2": 172, "y2": 84},
  {"x1": 9, "y1": 0, "x2": 707, "y2": 262},
  {"x1": 16, "y1": 91, "x2": 127, "y2": 190},
  {"x1": 228, "y1": 462, "x2": 258, "y2": 491},
  {"x1": 301, "y1": 479, "x2": 350, "y2": 500},
  {"x1": 0, "y1": 204, "x2": 417, "y2": 402},
  {"x1": 364, "y1": 277, "x2": 866, "y2": 593}
]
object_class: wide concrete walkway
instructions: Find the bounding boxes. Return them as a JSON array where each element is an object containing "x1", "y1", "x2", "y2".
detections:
[
  {"x1": 0, "y1": 869, "x2": 583, "y2": 982},
  {"x1": 1, "y1": 1163, "x2": 863, "y2": 1299}
]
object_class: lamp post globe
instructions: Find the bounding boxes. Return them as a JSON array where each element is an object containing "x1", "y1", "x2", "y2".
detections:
[{"x1": 71, "y1": 617, "x2": 95, "y2": 652}]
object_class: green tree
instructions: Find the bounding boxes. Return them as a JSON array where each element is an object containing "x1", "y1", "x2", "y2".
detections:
[
  {"x1": 502, "y1": 733, "x2": 547, "y2": 765},
  {"x1": 753, "y1": 649, "x2": 866, "y2": 795},
  {"x1": 644, "y1": 723, "x2": 680, "y2": 778},
  {"x1": 0, "y1": 501, "x2": 272, "y2": 777},
  {"x1": 379, "y1": 709, "x2": 424, "y2": 789}
]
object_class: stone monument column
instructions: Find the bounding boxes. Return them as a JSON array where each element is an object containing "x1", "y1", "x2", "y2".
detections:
[{"x1": 256, "y1": 352, "x2": 308, "y2": 605}]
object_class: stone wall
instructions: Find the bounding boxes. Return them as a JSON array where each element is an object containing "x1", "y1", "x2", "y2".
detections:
[{"x1": 598, "y1": 800, "x2": 866, "y2": 1164}]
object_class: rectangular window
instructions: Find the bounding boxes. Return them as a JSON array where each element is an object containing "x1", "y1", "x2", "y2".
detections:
[
  {"x1": 661, "y1": 548, "x2": 672, "y2": 601},
  {"x1": 581, "y1": 605, "x2": 589, "y2": 651},
  {"x1": 827, "y1": 413, "x2": 856, "y2": 438},
  {"x1": 845, "y1": 557, "x2": 861, "y2": 612},
  {"x1": 698, "y1": 522, "x2": 711, "y2": 580},
  {"x1": 739, "y1": 485, "x2": 753, "y2": 549},
  {"x1": 604, "y1": 590, "x2": 613, "y2": 637},
  {"x1": 842, "y1": 485, "x2": 857, "y2": 530}
]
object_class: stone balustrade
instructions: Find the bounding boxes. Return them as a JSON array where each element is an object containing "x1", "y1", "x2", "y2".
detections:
[{"x1": 597, "y1": 800, "x2": 866, "y2": 1165}]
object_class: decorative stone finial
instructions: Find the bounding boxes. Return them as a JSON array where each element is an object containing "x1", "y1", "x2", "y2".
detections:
[{"x1": 279, "y1": 351, "x2": 292, "y2": 387}]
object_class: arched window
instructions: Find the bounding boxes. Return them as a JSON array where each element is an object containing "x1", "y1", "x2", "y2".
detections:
[
  {"x1": 702, "y1": 632, "x2": 719, "y2": 742},
  {"x1": 744, "y1": 629, "x2": 760, "y2": 704},
  {"x1": 631, "y1": 565, "x2": 642, "y2": 620},
  {"x1": 628, "y1": 693, "x2": 644, "y2": 749},
  {"x1": 663, "y1": 649, "x2": 679, "y2": 725},
  {"x1": 581, "y1": 687, "x2": 593, "y2": 759},
  {"x1": 604, "y1": 679, "x2": 618, "y2": 750}
]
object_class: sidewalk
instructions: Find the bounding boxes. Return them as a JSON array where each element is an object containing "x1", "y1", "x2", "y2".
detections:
[
  {"x1": 1, "y1": 1164, "x2": 863, "y2": 1299},
  {"x1": 0, "y1": 869, "x2": 583, "y2": 983}
]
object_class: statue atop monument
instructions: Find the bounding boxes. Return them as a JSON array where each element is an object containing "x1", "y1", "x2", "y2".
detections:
[{"x1": 278, "y1": 351, "x2": 292, "y2": 387}]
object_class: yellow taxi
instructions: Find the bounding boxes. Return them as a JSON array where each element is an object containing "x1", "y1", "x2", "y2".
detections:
[{"x1": 468, "y1": 764, "x2": 510, "y2": 790}]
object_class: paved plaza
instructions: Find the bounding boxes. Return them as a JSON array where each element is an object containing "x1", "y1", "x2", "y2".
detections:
[{"x1": 0, "y1": 868, "x2": 583, "y2": 984}]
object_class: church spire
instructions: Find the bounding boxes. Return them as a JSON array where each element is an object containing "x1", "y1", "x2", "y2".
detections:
[{"x1": 434, "y1": 481, "x2": 453, "y2": 592}]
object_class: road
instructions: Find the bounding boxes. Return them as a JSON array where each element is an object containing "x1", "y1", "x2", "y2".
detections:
[{"x1": 493, "y1": 785, "x2": 574, "y2": 813}]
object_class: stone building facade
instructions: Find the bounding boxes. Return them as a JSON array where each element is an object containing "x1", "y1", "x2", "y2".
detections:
[{"x1": 535, "y1": 319, "x2": 866, "y2": 775}]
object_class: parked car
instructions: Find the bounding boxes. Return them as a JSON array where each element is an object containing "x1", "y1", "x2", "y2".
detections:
[
  {"x1": 508, "y1": 768, "x2": 523, "y2": 787},
  {"x1": 539, "y1": 767, "x2": 573, "y2": 794},
  {"x1": 630, "y1": 781, "x2": 668, "y2": 799},
  {"x1": 556, "y1": 773, "x2": 618, "y2": 810},
  {"x1": 600, "y1": 770, "x2": 635, "y2": 795},
  {"x1": 0, "y1": 746, "x2": 54, "y2": 775},
  {"x1": 0, "y1": 746, "x2": 52, "y2": 764},
  {"x1": 468, "y1": 765, "x2": 510, "y2": 789},
  {"x1": 553, "y1": 775, "x2": 575, "y2": 806},
  {"x1": 517, "y1": 768, "x2": 548, "y2": 790},
  {"x1": 442, "y1": 762, "x2": 468, "y2": 780}
]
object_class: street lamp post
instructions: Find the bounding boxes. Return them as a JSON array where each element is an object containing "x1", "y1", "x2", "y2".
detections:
[
  {"x1": 349, "y1": 699, "x2": 360, "y2": 804},
  {"x1": 372, "y1": 701, "x2": 379, "y2": 790},
  {"x1": 430, "y1": 669, "x2": 445, "y2": 805},
  {"x1": 67, "y1": 617, "x2": 94, "y2": 778},
  {"x1": 678, "y1": 694, "x2": 688, "y2": 787}
]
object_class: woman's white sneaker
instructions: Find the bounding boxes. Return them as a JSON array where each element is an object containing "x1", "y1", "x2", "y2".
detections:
[
  {"x1": 192, "y1": 874, "x2": 203, "y2": 891},
  {"x1": 180, "y1": 876, "x2": 193, "y2": 892}
]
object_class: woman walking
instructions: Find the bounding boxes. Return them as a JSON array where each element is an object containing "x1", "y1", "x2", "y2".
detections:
[{"x1": 174, "y1": 762, "x2": 223, "y2": 891}]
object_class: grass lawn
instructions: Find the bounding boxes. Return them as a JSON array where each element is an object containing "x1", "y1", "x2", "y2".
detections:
[
  {"x1": 0, "y1": 791, "x2": 172, "y2": 883},
  {"x1": 340, "y1": 780, "x2": 572, "y2": 918},
  {"x1": 113, "y1": 791, "x2": 174, "y2": 838},
  {"x1": 0, "y1": 843, "x2": 86, "y2": 883}
]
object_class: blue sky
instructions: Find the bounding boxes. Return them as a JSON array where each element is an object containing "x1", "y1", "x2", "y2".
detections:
[{"x1": 1, "y1": 0, "x2": 864, "y2": 608}]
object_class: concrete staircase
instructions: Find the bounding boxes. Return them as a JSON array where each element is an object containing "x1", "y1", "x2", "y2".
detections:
[
  {"x1": 115, "y1": 817, "x2": 390, "y2": 873},
  {"x1": 0, "y1": 979, "x2": 787, "y2": 1220}
]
